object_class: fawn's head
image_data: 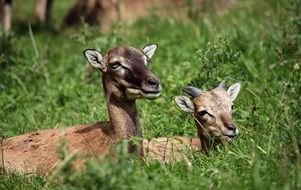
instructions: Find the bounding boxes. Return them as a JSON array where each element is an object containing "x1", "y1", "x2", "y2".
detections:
[
  {"x1": 174, "y1": 81, "x2": 241, "y2": 143},
  {"x1": 84, "y1": 44, "x2": 161, "y2": 101}
]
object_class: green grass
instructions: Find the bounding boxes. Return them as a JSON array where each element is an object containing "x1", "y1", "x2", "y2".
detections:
[{"x1": 1, "y1": 0, "x2": 301, "y2": 189}]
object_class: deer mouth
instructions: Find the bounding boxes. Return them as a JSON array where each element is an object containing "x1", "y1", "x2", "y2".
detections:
[
  {"x1": 222, "y1": 128, "x2": 239, "y2": 138},
  {"x1": 125, "y1": 88, "x2": 161, "y2": 99},
  {"x1": 141, "y1": 89, "x2": 161, "y2": 98}
]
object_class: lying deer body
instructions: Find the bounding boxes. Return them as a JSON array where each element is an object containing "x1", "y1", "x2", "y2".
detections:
[{"x1": 0, "y1": 44, "x2": 161, "y2": 174}]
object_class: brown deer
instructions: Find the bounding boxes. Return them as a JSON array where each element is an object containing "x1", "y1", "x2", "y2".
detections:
[
  {"x1": 63, "y1": 0, "x2": 175, "y2": 31},
  {"x1": 63, "y1": 0, "x2": 236, "y2": 32},
  {"x1": 142, "y1": 81, "x2": 241, "y2": 163},
  {"x1": 0, "y1": 44, "x2": 161, "y2": 174}
]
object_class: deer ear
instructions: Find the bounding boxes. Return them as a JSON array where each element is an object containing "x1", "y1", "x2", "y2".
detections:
[
  {"x1": 84, "y1": 49, "x2": 106, "y2": 72},
  {"x1": 227, "y1": 83, "x2": 241, "y2": 101},
  {"x1": 174, "y1": 96, "x2": 194, "y2": 113},
  {"x1": 218, "y1": 80, "x2": 227, "y2": 89},
  {"x1": 142, "y1": 44, "x2": 157, "y2": 59}
]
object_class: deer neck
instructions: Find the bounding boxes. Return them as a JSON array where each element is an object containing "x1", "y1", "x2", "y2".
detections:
[
  {"x1": 107, "y1": 97, "x2": 140, "y2": 138},
  {"x1": 195, "y1": 120, "x2": 212, "y2": 153},
  {"x1": 102, "y1": 74, "x2": 141, "y2": 139}
]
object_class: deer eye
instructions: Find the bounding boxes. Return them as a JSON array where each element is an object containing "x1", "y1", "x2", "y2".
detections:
[
  {"x1": 110, "y1": 61, "x2": 121, "y2": 69},
  {"x1": 199, "y1": 110, "x2": 210, "y2": 117}
]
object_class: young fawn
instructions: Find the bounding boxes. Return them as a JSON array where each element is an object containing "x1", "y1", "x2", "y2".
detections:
[
  {"x1": 143, "y1": 81, "x2": 241, "y2": 162},
  {"x1": 0, "y1": 44, "x2": 161, "y2": 174}
]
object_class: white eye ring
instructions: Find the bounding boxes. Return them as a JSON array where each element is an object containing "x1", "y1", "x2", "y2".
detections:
[{"x1": 110, "y1": 61, "x2": 121, "y2": 70}]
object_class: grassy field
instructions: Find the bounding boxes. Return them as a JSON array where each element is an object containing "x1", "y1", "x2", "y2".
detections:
[{"x1": 0, "y1": 0, "x2": 301, "y2": 189}]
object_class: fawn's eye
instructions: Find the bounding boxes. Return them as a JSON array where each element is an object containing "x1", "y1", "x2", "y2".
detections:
[
  {"x1": 199, "y1": 110, "x2": 209, "y2": 117},
  {"x1": 110, "y1": 61, "x2": 121, "y2": 69}
]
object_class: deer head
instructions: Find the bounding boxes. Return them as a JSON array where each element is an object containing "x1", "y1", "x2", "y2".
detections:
[
  {"x1": 174, "y1": 81, "x2": 241, "y2": 144},
  {"x1": 84, "y1": 44, "x2": 161, "y2": 101}
]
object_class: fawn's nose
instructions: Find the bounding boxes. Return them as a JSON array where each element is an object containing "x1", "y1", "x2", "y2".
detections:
[{"x1": 227, "y1": 123, "x2": 236, "y2": 131}]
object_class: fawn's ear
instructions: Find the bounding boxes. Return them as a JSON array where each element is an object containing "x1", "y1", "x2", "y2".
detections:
[
  {"x1": 174, "y1": 96, "x2": 194, "y2": 113},
  {"x1": 182, "y1": 86, "x2": 203, "y2": 98},
  {"x1": 218, "y1": 80, "x2": 227, "y2": 89},
  {"x1": 84, "y1": 49, "x2": 106, "y2": 72},
  {"x1": 227, "y1": 83, "x2": 241, "y2": 101},
  {"x1": 142, "y1": 44, "x2": 158, "y2": 60}
]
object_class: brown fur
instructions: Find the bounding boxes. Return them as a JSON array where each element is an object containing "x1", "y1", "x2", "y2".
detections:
[
  {"x1": 143, "y1": 137, "x2": 201, "y2": 163},
  {"x1": 1, "y1": 122, "x2": 111, "y2": 173}
]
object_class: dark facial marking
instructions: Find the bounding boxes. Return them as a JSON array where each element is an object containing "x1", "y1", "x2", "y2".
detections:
[
  {"x1": 199, "y1": 110, "x2": 213, "y2": 117},
  {"x1": 106, "y1": 46, "x2": 159, "y2": 95}
]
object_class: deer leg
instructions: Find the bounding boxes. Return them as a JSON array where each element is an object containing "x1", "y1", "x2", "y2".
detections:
[
  {"x1": 0, "y1": 0, "x2": 12, "y2": 32},
  {"x1": 63, "y1": 0, "x2": 85, "y2": 26},
  {"x1": 35, "y1": 0, "x2": 53, "y2": 25}
]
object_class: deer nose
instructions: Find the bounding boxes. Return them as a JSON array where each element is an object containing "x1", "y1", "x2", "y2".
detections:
[
  {"x1": 227, "y1": 123, "x2": 236, "y2": 131},
  {"x1": 147, "y1": 78, "x2": 159, "y2": 87}
]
